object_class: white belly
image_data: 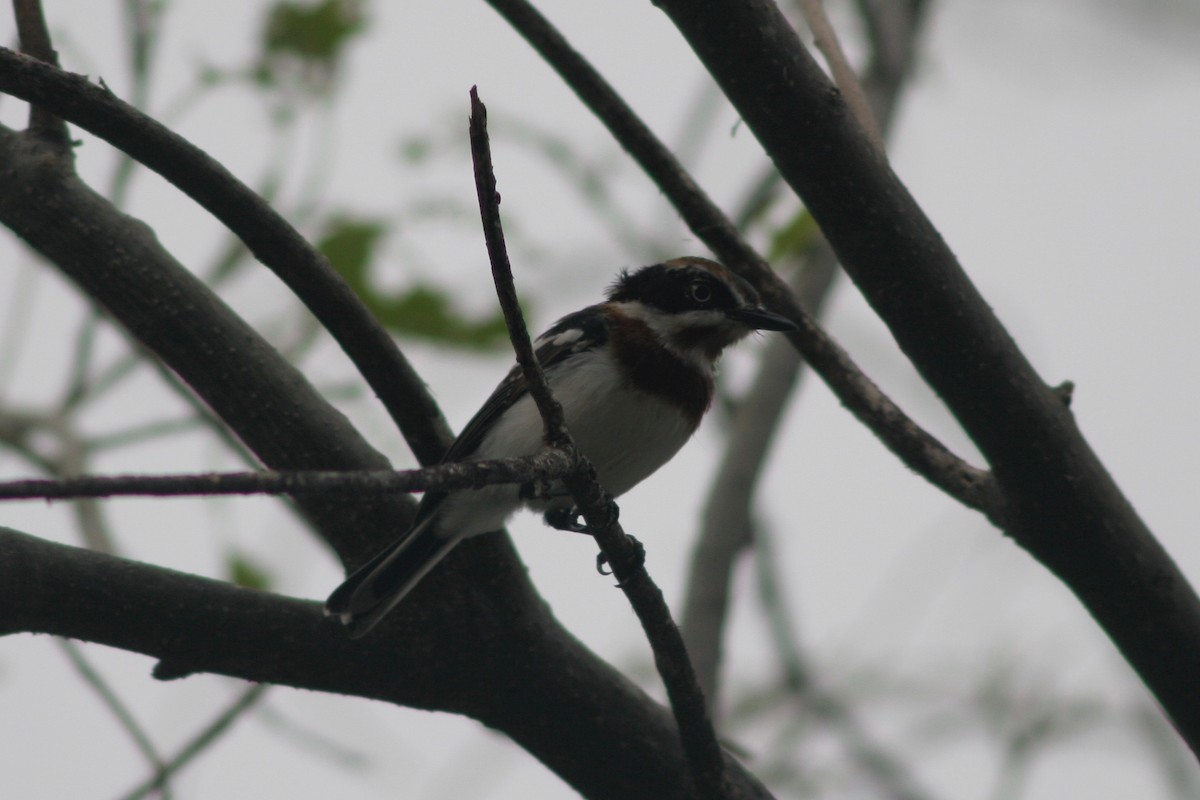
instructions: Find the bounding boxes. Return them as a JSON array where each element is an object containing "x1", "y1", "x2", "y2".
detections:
[
  {"x1": 440, "y1": 351, "x2": 698, "y2": 538},
  {"x1": 486, "y1": 351, "x2": 696, "y2": 492}
]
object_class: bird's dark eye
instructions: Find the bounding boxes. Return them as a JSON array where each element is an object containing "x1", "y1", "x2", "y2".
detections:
[{"x1": 689, "y1": 281, "x2": 713, "y2": 304}]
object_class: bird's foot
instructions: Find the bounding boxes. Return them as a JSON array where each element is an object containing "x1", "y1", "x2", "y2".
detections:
[
  {"x1": 596, "y1": 534, "x2": 645, "y2": 580},
  {"x1": 543, "y1": 495, "x2": 620, "y2": 534}
]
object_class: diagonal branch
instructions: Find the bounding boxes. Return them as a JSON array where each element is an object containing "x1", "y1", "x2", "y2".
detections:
[
  {"x1": 795, "y1": 0, "x2": 884, "y2": 150},
  {"x1": 57, "y1": 638, "x2": 174, "y2": 798},
  {"x1": 682, "y1": 0, "x2": 928, "y2": 710},
  {"x1": 0, "y1": 121, "x2": 413, "y2": 564},
  {"x1": 653, "y1": 0, "x2": 1200, "y2": 759},
  {"x1": 117, "y1": 684, "x2": 269, "y2": 800},
  {"x1": 483, "y1": 0, "x2": 999, "y2": 520}
]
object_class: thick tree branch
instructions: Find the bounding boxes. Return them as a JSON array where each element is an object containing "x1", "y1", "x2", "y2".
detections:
[
  {"x1": 0, "y1": 46, "x2": 451, "y2": 466},
  {"x1": 0, "y1": 526, "x2": 773, "y2": 800},
  {"x1": 653, "y1": 0, "x2": 1200, "y2": 757},
  {"x1": 484, "y1": 0, "x2": 999, "y2": 520}
]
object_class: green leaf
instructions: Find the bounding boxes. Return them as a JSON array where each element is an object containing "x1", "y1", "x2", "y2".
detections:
[
  {"x1": 317, "y1": 217, "x2": 512, "y2": 351},
  {"x1": 378, "y1": 285, "x2": 512, "y2": 350},
  {"x1": 264, "y1": 0, "x2": 366, "y2": 62},
  {"x1": 767, "y1": 209, "x2": 818, "y2": 261},
  {"x1": 256, "y1": 0, "x2": 367, "y2": 91},
  {"x1": 317, "y1": 217, "x2": 386, "y2": 286},
  {"x1": 227, "y1": 551, "x2": 272, "y2": 591},
  {"x1": 399, "y1": 136, "x2": 435, "y2": 165}
]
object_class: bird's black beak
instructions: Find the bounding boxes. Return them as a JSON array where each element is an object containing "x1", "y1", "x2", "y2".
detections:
[{"x1": 726, "y1": 306, "x2": 797, "y2": 332}]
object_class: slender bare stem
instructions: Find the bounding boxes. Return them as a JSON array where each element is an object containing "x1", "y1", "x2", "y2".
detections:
[
  {"x1": 12, "y1": 0, "x2": 68, "y2": 145},
  {"x1": 469, "y1": 86, "x2": 734, "y2": 800},
  {"x1": 117, "y1": 684, "x2": 269, "y2": 800},
  {"x1": 0, "y1": 450, "x2": 574, "y2": 501},
  {"x1": 796, "y1": 0, "x2": 884, "y2": 150},
  {"x1": 57, "y1": 639, "x2": 174, "y2": 799}
]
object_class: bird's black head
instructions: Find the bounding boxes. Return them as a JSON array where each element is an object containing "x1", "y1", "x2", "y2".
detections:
[{"x1": 606, "y1": 257, "x2": 795, "y2": 359}]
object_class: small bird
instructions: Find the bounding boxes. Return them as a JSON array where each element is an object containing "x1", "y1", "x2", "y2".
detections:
[{"x1": 325, "y1": 257, "x2": 795, "y2": 636}]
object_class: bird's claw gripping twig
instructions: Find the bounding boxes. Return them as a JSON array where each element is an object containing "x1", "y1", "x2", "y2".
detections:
[
  {"x1": 596, "y1": 534, "x2": 645, "y2": 582},
  {"x1": 543, "y1": 494, "x2": 620, "y2": 534}
]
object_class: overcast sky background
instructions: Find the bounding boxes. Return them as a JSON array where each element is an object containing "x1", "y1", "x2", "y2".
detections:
[{"x1": 2, "y1": 0, "x2": 1199, "y2": 797}]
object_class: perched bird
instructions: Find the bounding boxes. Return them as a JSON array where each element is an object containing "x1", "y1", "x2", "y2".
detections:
[{"x1": 325, "y1": 256, "x2": 795, "y2": 636}]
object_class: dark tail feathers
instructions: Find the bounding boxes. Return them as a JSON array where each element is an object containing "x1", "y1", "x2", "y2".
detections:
[{"x1": 325, "y1": 521, "x2": 458, "y2": 638}]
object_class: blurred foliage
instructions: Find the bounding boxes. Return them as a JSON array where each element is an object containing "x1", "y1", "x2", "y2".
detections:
[
  {"x1": 317, "y1": 217, "x2": 511, "y2": 350},
  {"x1": 227, "y1": 551, "x2": 272, "y2": 591},
  {"x1": 264, "y1": 0, "x2": 365, "y2": 61},
  {"x1": 767, "y1": 209, "x2": 818, "y2": 262},
  {"x1": 255, "y1": 0, "x2": 367, "y2": 95}
]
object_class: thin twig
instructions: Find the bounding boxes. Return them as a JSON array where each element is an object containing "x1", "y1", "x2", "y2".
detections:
[
  {"x1": 107, "y1": 0, "x2": 165, "y2": 208},
  {"x1": 0, "y1": 409, "x2": 56, "y2": 473},
  {"x1": 12, "y1": 0, "x2": 69, "y2": 145},
  {"x1": 753, "y1": 522, "x2": 935, "y2": 800},
  {"x1": 254, "y1": 701, "x2": 369, "y2": 769},
  {"x1": 62, "y1": 310, "x2": 101, "y2": 408},
  {"x1": 87, "y1": 416, "x2": 212, "y2": 452},
  {"x1": 0, "y1": 261, "x2": 38, "y2": 402},
  {"x1": 468, "y1": 86, "x2": 732, "y2": 800},
  {"x1": 116, "y1": 684, "x2": 269, "y2": 800},
  {"x1": 795, "y1": 0, "x2": 884, "y2": 151},
  {"x1": 57, "y1": 639, "x2": 174, "y2": 800},
  {"x1": 0, "y1": 449, "x2": 574, "y2": 501},
  {"x1": 468, "y1": 94, "x2": 567, "y2": 448}
]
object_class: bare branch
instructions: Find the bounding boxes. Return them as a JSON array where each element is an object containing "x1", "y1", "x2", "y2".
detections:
[
  {"x1": 469, "y1": 91, "x2": 569, "y2": 450},
  {"x1": 57, "y1": 639, "x2": 174, "y2": 798},
  {"x1": 469, "y1": 87, "x2": 737, "y2": 800},
  {"x1": 483, "y1": 0, "x2": 999, "y2": 519},
  {"x1": 795, "y1": 0, "x2": 884, "y2": 151},
  {"x1": 0, "y1": 451, "x2": 573, "y2": 501},
  {"x1": 1, "y1": 525, "x2": 775, "y2": 800},
  {"x1": 117, "y1": 684, "x2": 268, "y2": 800},
  {"x1": 682, "y1": 0, "x2": 927, "y2": 708},
  {"x1": 11, "y1": 0, "x2": 68, "y2": 145},
  {"x1": 654, "y1": 0, "x2": 1200, "y2": 758},
  {"x1": 0, "y1": 121, "x2": 414, "y2": 565}
]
